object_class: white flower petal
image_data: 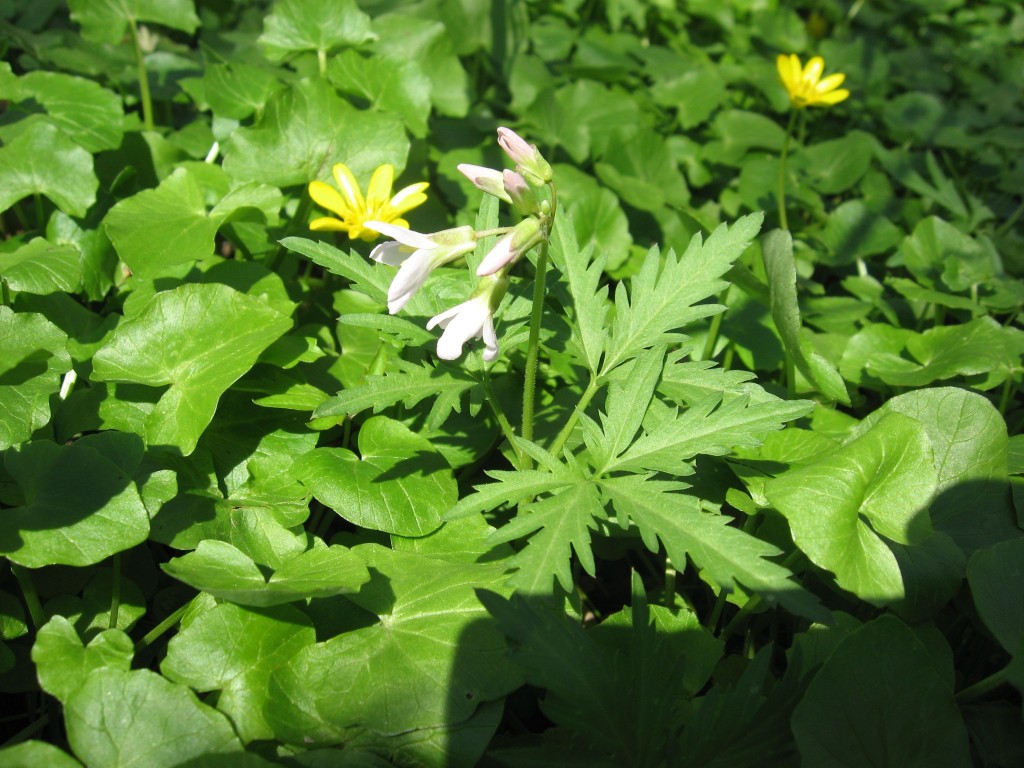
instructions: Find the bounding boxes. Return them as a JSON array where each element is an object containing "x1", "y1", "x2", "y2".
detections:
[
  {"x1": 369, "y1": 241, "x2": 410, "y2": 267},
  {"x1": 364, "y1": 220, "x2": 436, "y2": 249},
  {"x1": 477, "y1": 234, "x2": 515, "y2": 276}
]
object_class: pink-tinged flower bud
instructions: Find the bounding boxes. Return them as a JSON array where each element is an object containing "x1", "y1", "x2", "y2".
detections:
[
  {"x1": 457, "y1": 163, "x2": 512, "y2": 203},
  {"x1": 496, "y1": 127, "x2": 552, "y2": 186},
  {"x1": 426, "y1": 274, "x2": 509, "y2": 362},
  {"x1": 502, "y1": 170, "x2": 541, "y2": 216},
  {"x1": 476, "y1": 217, "x2": 544, "y2": 276}
]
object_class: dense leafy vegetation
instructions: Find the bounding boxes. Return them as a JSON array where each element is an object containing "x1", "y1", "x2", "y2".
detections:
[{"x1": 1, "y1": 0, "x2": 1022, "y2": 765}]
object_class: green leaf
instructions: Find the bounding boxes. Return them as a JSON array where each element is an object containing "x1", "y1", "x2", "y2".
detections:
[
  {"x1": 68, "y1": 0, "x2": 199, "y2": 44},
  {"x1": 604, "y1": 213, "x2": 763, "y2": 373},
  {"x1": 0, "y1": 306, "x2": 69, "y2": 449},
  {"x1": 818, "y1": 200, "x2": 903, "y2": 266},
  {"x1": 104, "y1": 168, "x2": 218, "y2": 279},
  {"x1": 857, "y1": 390, "x2": 1009, "y2": 557},
  {"x1": 866, "y1": 317, "x2": 1018, "y2": 390},
  {"x1": 899, "y1": 216, "x2": 995, "y2": 289},
  {"x1": 589, "y1": 347, "x2": 665, "y2": 469},
  {"x1": 761, "y1": 228, "x2": 849, "y2": 403},
  {"x1": 91, "y1": 283, "x2": 292, "y2": 454},
  {"x1": 528, "y1": 81, "x2": 645, "y2": 163},
  {"x1": 163, "y1": 540, "x2": 369, "y2": 606},
  {"x1": 31, "y1": 616, "x2": 133, "y2": 703},
  {"x1": 197, "y1": 62, "x2": 282, "y2": 121},
  {"x1": 1, "y1": 439, "x2": 149, "y2": 567},
  {"x1": 792, "y1": 615, "x2": 971, "y2": 767},
  {"x1": 968, "y1": 538, "x2": 1024, "y2": 654},
  {"x1": 594, "y1": 127, "x2": 689, "y2": 212},
  {"x1": 259, "y1": 0, "x2": 375, "y2": 60},
  {"x1": 65, "y1": 669, "x2": 246, "y2": 767},
  {"x1": 326, "y1": 50, "x2": 431, "y2": 137},
  {"x1": 313, "y1": 360, "x2": 478, "y2": 430},
  {"x1": 265, "y1": 545, "x2": 520, "y2": 746},
  {"x1": 0, "y1": 237, "x2": 83, "y2": 294},
  {"x1": 550, "y1": 211, "x2": 608, "y2": 375},
  {"x1": 0, "y1": 121, "x2": 97, "y2": 217},
  {"x1": 371, "y1": 14, "x2": 469, "y2": 117},
  {"x1": 0, "y1": 68, "x2": 124, "y2": 153},
  {"x1": 609, "y1": 394, "x2": 813, "y2": 475},
  {"x1": 800, "y1": 131, "x2": 874, "y2": 195},
  {"x1": 446, "y1": 467, "x2": 580, "y2": 520},
  {"x1": 767, "y1": 413, "x2": 938, "y2": 605},
  {"x1": 162, "y1": 602, "x2": 316, "y2": 743},
  {"x1": 224, "y1": 78, "x2": 408, "y2": 189},
  {"x1": 704, "y1": 110, "x2": 786, "y2": 166},
  {"x1": 291, "y1": 416, "x2": 456, "y2": 537},
  {"x1": 490, "y1": 482, "x2": 604, "y2": 593},
  {"x1": 479, "y1": 589, "x2": 681, "y2": 762},
  {"x1": 601, "y1": 475, "x2": 829, "y2": 623},
  {"x1": 0, "y1": 742, "x2": 83, "y2": 768}
]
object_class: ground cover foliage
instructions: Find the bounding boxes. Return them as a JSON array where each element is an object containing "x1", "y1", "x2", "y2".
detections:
[{"x1": 0, "y1": 0, "x2": 1023, "y2": 765}]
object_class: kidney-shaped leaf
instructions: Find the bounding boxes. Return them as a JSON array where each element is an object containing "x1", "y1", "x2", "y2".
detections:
[
  {"x1": 767, "y1": 412, "x2": 938, "y2": 605},
  {"x1": 65, "y1": 669, "x2": 244, "y2": 768},
  {"x1": 0, "y1": 121, "x2": 97, "y2": 218},
  {"x1": 162, "y1": 539, "x2": 369, "y2": 606},
  {"x1": 291, "y1": 416, "x2": 456, "y2": 537},
  {"x1": 32, "y1": 616, "x2": 133, "y2": 703},
  {"x1": 968, "y1": 538, "x2": 1024, "y2": 654},
  {"x1": 91, "y1": 283, "x2": 292, "y2": 454},
  {"x1": 68, "y1": 0, "x2": 200, "y2": 45},
  {"x1": 162, "y1": 602, "x2": 316, "y2": 742},
  {"x1": 1, "y1": 439, "x2": 149, "y2": 567},
  {"x1": 264, "y1": 545, "x2": 521, "y2": 746},
  {"x1": 792, "y1": 615, "x2": 971, "y2": 767}
]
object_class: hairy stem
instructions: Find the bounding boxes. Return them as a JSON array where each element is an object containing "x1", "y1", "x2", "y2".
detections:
[{"x1": 128, "y1": 18, "x2": 154, "y2": 131}]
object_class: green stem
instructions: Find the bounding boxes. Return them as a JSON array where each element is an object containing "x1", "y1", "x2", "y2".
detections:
[
  {"x1": 702, "y1": 286, "x2": 731, "y2": 361},
  {"x1": 11, "y1": 566, "x2": 44, "y2": 630},
  {"x1": 548, "y1": 376, "x2": 600, "y2": 458},
  {"x1": 995, "y1": 198, "x2": 1024, "y2": 239},
  {"x1": 128, "y1": 18, "x2": 154, "y2": 131},
  {"x1": 136, "y1": 598, "x2": 195, "y2": 651},
  {"x1": 108, "y1": 554, "x2": 121, "y2": 630},
  {"x1": 785, "y1": 351, "x2": 796, "y2": 399},
  {"x1": 956, "y1": 666, "x2": 1008, "y2": 704},
  {"x1": 0, "y1": 713, "x2": 49, "y2": 748},
  {"x1": 33, "y1": 192, "x2": 44, "y2": 232},
  {"x1": 483, "y1": 365, "x2": 522, "y2": 465},
  {"x1": 267, "y1": 190, "x2": 314, "y2": 272},
  {"x1": 777, "y1": 110, "x2": 797, "y2": 231},
  {"x1": 520, "y1": 238, "x2": 549, "y2": 468},
  {"x1": 663, "y1": 557, "x2": 677, "y2": 607},
  {"x1": 999, "y1": 375, "x2": 1018, "y2": 417},
  {"x1": 317, "y1": 47, "x2": 327, "y2": 76}
]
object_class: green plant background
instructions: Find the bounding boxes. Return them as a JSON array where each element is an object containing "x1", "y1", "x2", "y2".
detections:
[{"x1": 0, "y1": 0, "x2": 1022, "y2": 766}]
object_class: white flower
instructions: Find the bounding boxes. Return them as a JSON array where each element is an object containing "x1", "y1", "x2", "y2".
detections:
[
  {"x1": 426, "y1": 275, "x2": 509, "y2": 361},
  {"x1": 366, "y1": 221, "x2": 477, "y2": 314}
]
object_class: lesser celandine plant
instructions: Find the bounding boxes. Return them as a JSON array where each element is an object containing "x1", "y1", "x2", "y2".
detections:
[{"x1": 775, "y1": 53, "x2": 850, "y2": 230}]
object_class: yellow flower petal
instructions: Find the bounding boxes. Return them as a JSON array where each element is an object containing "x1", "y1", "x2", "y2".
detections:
[
  {"x1": 816, "y1": 73, "x2": 846, "y2": 93},
  {"x1": 308, "y1": 180, "x2": 353, "y2": 218},
  {"x1": 332, "y1": 163, "x2": 365, "y2": 212},
  {"x1": 388, "y1": 182, "x2": 430, "y2": 215},
  {"x1": 816, "y1": 88, "x2": 850, "y2": 105},
  {"x1": 803, "y1": 57, "x2": 825, "y2": 85},
  {"x1": 310, "y1": 216, "x2": 351, "y2": 232},
  {"x1": 365, "y1": 164, "x2": 395, "y2": 212}
]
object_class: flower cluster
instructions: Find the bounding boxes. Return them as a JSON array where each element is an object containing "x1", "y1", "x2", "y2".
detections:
[{"x1": 364, "y1": 128, "x2": 555, "y2": 362}]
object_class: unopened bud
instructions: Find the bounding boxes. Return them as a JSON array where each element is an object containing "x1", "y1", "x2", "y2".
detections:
[{"x1": 496, "y1": 127, "x2": 552, "y2": 186}]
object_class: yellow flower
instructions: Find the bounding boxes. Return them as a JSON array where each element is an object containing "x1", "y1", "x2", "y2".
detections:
[
  {"x1": 776, "y1": 54, "x2": 850, "y2": 109},
  {"x1": 308, "y1": 163, "x2": 428, "y2": 241}
]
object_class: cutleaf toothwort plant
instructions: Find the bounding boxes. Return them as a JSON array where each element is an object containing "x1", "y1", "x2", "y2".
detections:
[{"x1": 298, "y1": 128, "x2": 826, "y2": 619}]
